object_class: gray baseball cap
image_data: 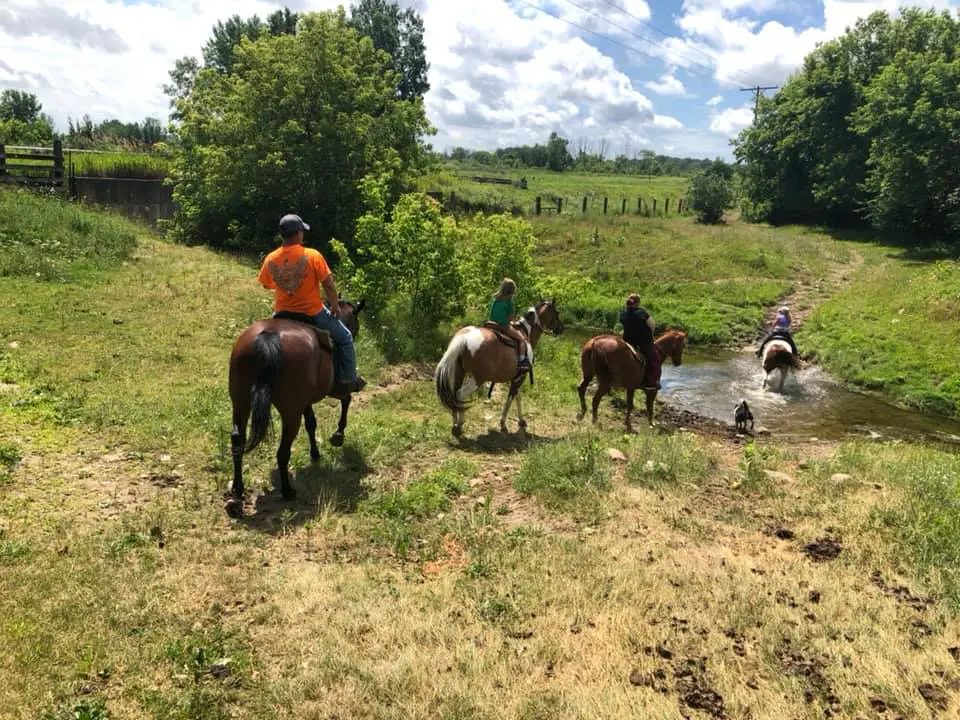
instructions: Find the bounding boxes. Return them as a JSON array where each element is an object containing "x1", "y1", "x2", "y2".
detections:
[{"x1": 279, "y1": 213, "x2": 310, "y2": 235}]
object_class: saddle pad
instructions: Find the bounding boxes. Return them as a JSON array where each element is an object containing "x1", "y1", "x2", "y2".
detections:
[
  {"x1": 482, "y1": 321, "x2": 518, "y2": 349},
  {"x1": 272, "y1": 312, "x2": 334, "y2": 352}
]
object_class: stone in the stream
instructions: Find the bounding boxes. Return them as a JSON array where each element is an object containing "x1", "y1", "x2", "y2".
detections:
[
  {"x1": 763, "y1": 470, "x2": 795, "y2": 484},
  {"x1": 830, "y1": 473, "x2": 853, "y2": 483},
  {"x1": 607, "y1": 448, "x2": 628, "y2": 463}
]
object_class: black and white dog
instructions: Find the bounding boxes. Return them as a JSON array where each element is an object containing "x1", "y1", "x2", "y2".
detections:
[{"x1": 734, "y1": 399, "x2": 754, "y2": 434}]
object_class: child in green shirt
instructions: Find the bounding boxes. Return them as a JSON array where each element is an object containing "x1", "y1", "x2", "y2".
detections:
[{"x1": 489, "y1": 278, "x2": 531, "y2": 371}]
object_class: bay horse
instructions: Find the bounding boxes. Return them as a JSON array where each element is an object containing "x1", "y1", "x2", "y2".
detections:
[
  {"x1": 435, "y1": 300, "x2": 564, "y2": 437},
  {"x1": 761, "y1": 338, "x2": 799, "y2": 392},
  {"x1": 225, "y1": 300, "x2": 364, "y2": 518},
  {"x1": 576, "y1": 330, "x2": 687, "y2": 431}
]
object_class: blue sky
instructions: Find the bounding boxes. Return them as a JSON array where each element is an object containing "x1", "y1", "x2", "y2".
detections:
[{"x1": 1, "y1": 0, "x2": 957, "y2": 159}]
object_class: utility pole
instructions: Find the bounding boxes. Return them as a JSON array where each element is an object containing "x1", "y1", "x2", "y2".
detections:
[{"x1": 740, "y1": 85, "x2": 779, "y2": 120}]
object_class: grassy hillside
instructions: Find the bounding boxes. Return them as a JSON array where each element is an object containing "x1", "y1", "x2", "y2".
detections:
[
  {"x1": 801, "y1": 255, "x2": 960, "y2": 416},
  {"x1": 532, "y1": 214, "x2": 856, "y2": 345},
  {"x1": 3, "y1": 191, "x2": 960, "y2": 718}
]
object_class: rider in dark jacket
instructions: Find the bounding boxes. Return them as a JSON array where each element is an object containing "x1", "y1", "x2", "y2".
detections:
[{"x1": 620, "y1": 294, "x2": 661, "y2": 390}]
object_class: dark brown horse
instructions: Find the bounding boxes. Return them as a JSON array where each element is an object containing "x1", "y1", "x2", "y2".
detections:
[
  {"x1": 225, "y1": 300, "x2": 363, "y2": 517},
  {"x1": 576, "y1": 330, "x2": 687, "y2": 431}
]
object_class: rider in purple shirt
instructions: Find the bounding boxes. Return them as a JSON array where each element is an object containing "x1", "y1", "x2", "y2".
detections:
[{"x1": 756, "y1": 306, "x2": 798, "y2": 358}]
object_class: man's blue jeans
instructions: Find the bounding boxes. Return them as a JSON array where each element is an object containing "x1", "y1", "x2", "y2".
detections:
[{"x1": 311, "y1": 307, "x2": 357, "y2": 384}]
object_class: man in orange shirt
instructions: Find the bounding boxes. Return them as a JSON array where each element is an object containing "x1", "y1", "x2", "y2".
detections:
[{"x1": 258, "y1": 214, "x2": 365, "y2": 394}]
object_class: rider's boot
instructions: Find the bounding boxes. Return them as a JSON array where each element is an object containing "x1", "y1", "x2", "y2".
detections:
[{"x1": 333, "y1": 375, "x2": 367, "y2": 396}]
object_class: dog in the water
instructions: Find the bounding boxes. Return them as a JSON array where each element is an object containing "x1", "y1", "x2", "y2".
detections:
[{"x1": 734, "y1": 399, "x2": 754, "y2": 434}]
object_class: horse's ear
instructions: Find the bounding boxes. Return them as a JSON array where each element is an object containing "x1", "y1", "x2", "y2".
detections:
[{"x1": 551, "y1": 296, "x2": 557, "y2": 306}]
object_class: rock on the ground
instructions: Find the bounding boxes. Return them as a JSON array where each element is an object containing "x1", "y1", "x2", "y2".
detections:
[
  {"x1": 830, "y1": 473, "x2": 853, "y2": 483},
  {"x1": 607, "y1": 448, "x2": 628, "y2": 462},
  {"x1": 764, "y1": 470, "x2": 795, "y2": 484}
]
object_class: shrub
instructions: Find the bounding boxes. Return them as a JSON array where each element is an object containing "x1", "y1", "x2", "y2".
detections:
[
  {"x1": 688, "y1": 169, "x2": 733, "y2": 224},
  {"x1": 344, "y1": 184, "x2": 464, "y2": 359}
]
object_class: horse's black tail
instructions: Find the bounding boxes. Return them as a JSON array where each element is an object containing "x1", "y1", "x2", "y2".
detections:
[{"x1": 245, "y1": 330, "x2": 283, "y2": 453}]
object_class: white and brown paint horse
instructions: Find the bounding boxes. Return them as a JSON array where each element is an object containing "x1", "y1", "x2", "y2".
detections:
[
  {"x1": 761, "y1": 338, "x2": 800, "y2": 392},
  {"x1": 435, "y1": 300, "x2": 564, "y2": 437}
]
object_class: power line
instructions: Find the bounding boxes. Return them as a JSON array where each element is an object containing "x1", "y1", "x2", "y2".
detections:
[
  {"x1": 551, "y1": 0, "x2": 724, "y2": 84},
  {"x1": 594, "y1": 0, "x2": 771, "y2": 89}
]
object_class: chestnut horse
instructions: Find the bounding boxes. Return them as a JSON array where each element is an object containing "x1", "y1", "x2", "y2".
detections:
[
  {"x1": 435, "y1": 300, "x2": 564, "y2": 437},
  {"x1": 576, "y1": 330, "x2": 687, "y2": 431},
  {"x1": 761, "y1": 338, "x2": 799, "y2": 392},
  {"x1": 225, "y1": 300, "x2": 363, "y2": 517}
]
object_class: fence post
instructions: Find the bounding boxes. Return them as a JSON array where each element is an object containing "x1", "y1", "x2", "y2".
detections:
[
  {"x1": 449, "y1": 191, "x2": 457, "y2": 210},
  {"x1": 621, "y1": 198, "x2": 627, "y2": 215},
  {"x1": 652, "y1": 199, "x2": 657, "y2": 215},
  {"x1": 678, "y1": 198, "x2": 683, "y2": 214},
  {"x1": 603, "y1": 197, "x2": 608, "y2": 214},
  {"x1": 535, "y1": 196, "x2": 541, "y2": 215},
  {"x1": 557, "y1": 197, "x2": 563, "y2": 214},
  {"x1": 582, "y1": 197, "x2": 588, "y2": 214},
  {"x1": 665, "y1": 198, "x2": 670, "y2": 215},
  {"x1": 0, "y1": 143, "x2": 5, "y2": 179},
  {"x1": 637, "y1": 197, "x2": 642, "y2": 214},
  {"x1": 53, "y1": 139, "x2": 63, "y2": 186}
]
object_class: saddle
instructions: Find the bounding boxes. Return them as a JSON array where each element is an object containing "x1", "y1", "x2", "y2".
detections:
[
  {"x1": 272, "y1": 311, "x2": 334, "y2": 353},
  {"x1": 483, "y1": 321, "x2": 520, "y2": 349}
]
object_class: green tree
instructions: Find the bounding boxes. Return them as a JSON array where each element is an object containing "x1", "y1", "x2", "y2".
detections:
[
  {"x1": 347, "y1": 184, "x2": 463, "y2": 359},
  {"x1": 169, "y1": 9, "x2": 432, "y2": 252},
  {"x1": 546, "y1": 132, "x2": 572, "y2": 172},
  {"x1": 734, "y1": 8, "x2": 960, "y2": 243},
  {"x1": 349, "y1": 0, "x2": 429, "y2": 100},
  {"x1": 688, "y1": 169, "x2": 733, "y2": 224},
  {"x1": 202, "y1": 10, "x2": 299, "y2": 74},
  {"x1": 457, "y1": 213, "x2": 539, "y2": 311},
  {"x1": 0, "y1": 90, "x2": 42, "y2": 123}
]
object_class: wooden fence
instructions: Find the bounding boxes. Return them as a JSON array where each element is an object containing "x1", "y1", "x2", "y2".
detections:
[
  {"x1": 0, "y1": 140, "x2": 64, "y2": 187},
  {"x1": 428, "y1": 190, "x2": 688, "y2": 218}
]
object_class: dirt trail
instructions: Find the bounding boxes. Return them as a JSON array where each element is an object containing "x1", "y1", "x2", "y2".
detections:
[{"x1": 761, "y1": 250, "x2": 864, "y2": 333}]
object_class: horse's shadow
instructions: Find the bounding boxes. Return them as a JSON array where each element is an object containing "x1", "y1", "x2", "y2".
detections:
[
  {"x1": 454, "y1": 429, "x2": 559, "y2": 455},
  {"x1": 236, "y1": 446, "x2": 372, "y2": 535}
]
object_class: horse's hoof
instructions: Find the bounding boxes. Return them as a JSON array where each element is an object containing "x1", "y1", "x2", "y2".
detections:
[
  {"x1": 329, "y1": 432, "x2": 344, "y2": 448},
  {"x1": 281, "y1": 486, "x2": 297, "y2": 501},
  {"x1": 310, "y1": 449, "x2": 321, "y2": 463},
  {"x1": 224, "y1": 498, "x2": 244, "y2": 519},
  {"x1": 451, "y1": 425, "x2": 462, "y2": 438},
  {"x1": 518, "y1": 419, "x2": 528, "y2": 430},
  {"x1": 576, "y1": 412, "x2": 585, "y2": 422},
  {"x1": 500, "y1": 424, "x2": 509, "y2": 434}
]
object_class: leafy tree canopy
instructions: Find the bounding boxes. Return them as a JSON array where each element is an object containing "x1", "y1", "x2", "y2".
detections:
[
  {"x1": 734, "y1": 8, "x2": 960, "y2": 244},
  {"x1": 169, "y1": 9, "x2": 433, "y2": 253}
]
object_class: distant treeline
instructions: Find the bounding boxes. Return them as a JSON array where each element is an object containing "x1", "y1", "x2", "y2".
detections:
[
  {"x1": 65, "y1": 115, "x2": 168, "y2": 151},
  {"x1": 439, "y1": 136, "x2": 722, "y2": 177}
]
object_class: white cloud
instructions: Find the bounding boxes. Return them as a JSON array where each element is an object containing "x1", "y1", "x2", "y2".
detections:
[
  {"x1": 644, "y1": 72, "x2": 692, "y2": 97},
  {"x1": 709, "y1": 106, "x2": 753, "y2": 134},
  {"x1": 706, "y1": 94, "x2": 723, "y2": 106},
  {"x1": 653, "y1": 114, "x2": 684, "y2": 130}
]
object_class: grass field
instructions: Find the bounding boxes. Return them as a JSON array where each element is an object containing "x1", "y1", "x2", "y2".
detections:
[
  {"x1": 531, "y1": 213, "x2": 858, "y2": 345},
  {"x1": 417, "y1": 166, "x2": 689, "y2": 216},
  {"x1": 2, "y1": 189, "x2": 960, "y2": 718},
  {"x1": 801, "y1": 253, "x2": 960, "y2": 416}
]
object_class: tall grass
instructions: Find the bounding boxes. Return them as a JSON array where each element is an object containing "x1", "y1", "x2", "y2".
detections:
[
  {"x1": 0, "y1": 188, "x2": 138, "y2": 279},
  {"x1": 70, "y1": 151, "x2": 169, "y2": 179}
]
